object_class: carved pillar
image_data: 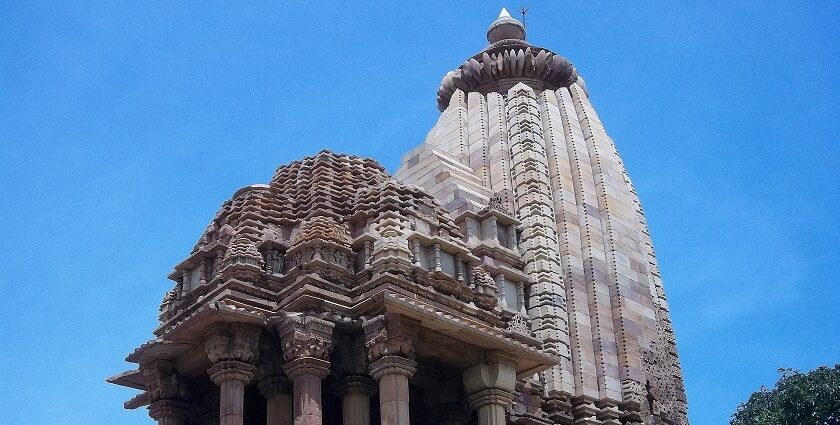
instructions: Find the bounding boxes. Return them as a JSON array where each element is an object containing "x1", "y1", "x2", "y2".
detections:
[
  {"x1": 335, "y1": 375, "x2": 376, "y2": 425},
  {"x1": 181, "y1": 270, "x2": 191, "y2": 294},
  {"x1": 205, "y1": 323, "x2": 261, "y2": 425},
  {"x1": 142, "y1": 359, "x2": 189, "y2": 425},
  {"x1": 275, "y1": 315, "x2": 335, "y2": 425},
  {"x1": 412, "y1": 239, "x2": 421, "y2": 267},
  {"x1": 494, "y1": 274, "x2": 507, "y2": 307},
  {"x1": 363, "y1": 314, "x2": 419, "y2": 425},
  {"x1": 462, "y1": 351, "x2": 517, "y2": 425},
  {"x1": 433, "y1": 243, "x2": 442, "y2": 272},
  {"x1": 515, "y1": 281, "x2": 526, "y2": 313},
  {"x1": 259, "y1": 375, "x2": 293, "y2": 425}
]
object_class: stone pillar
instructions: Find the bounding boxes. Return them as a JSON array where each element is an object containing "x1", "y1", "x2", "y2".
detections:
[
  {"x1": 370, "y1": 356, "x2": 416, "y2": 425},
  {"x1": 463, "y1": 351, "x2": 517, "y2": 425},
  {"x1": 149, "y1": 399, "x2": 190, "y2": 425},
  {"x1": 208, "y1": 361, "x2": 257, "y2": 425},
  {"x1": 335, "y1": 375, "x2": 376, "y2": 425},
  {"x1": 205, "y1": 323, "x2": 261, "y2": 425},
  {"x1": 274, "y1": 315, "x2": 335, "y2": 425},
  {"x1": 363, "y1": 313, "x2": 420, "y2": 425},
  {"x1": 259, "y1": 375, "x2": 293, "y2": 425}
]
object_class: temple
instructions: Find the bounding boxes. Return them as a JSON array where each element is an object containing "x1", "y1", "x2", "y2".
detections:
[{"x1": 109, "y1": 9, "x2": 689, "y2": 425}]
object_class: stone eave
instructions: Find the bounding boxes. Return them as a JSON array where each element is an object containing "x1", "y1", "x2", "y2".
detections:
[
  {"x1": 157, "y1": 301, "x2": 267, "y2": 344},
  {"x1": 379, "y1": 290, "x2": 559, "y2": 377},
  {"x1": 125, "y1": 338, "x2": 192, "y2": 364},
  {"x1": 158, "y1": 278, "x2": 278, "y2": 332},
  {"x1": 106, "y1": 368, "x2": 145, "y2": 390},
  {"x1": 469, "y1": 242, "x2": 524, "y2": 266}
]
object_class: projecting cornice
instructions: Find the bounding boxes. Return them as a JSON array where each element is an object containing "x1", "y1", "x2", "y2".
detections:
[{"x1": 436, "y1": 9, "x2": 578, "y2": 111}]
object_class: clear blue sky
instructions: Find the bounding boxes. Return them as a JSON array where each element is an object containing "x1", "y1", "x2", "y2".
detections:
[{"x1": 1, "y1": 2, "x2": 837, "y2": 424}]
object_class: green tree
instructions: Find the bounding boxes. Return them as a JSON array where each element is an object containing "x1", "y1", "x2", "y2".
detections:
[{"x1": 731, "y1": 364, "x2": 840, "y2": 425}]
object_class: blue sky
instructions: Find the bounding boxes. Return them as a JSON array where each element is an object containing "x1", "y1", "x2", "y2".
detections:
[{"x1": 1, "y1": 2, "x2": 837, "y2": 424}]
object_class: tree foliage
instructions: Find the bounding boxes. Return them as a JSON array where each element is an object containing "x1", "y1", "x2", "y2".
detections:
[{"x1": 731, "y1": 364, "x2": 840, "y2": 425}]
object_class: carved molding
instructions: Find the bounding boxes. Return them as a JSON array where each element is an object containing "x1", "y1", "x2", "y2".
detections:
[
  {"x1": 258, "y1": 374, "x2": 292, "y2": 398},
  {"x1": 207, "y1": 360, "x2": 257, "y2": 386},
  {"x1": 204, "y1": 323, "x2": 261, "y2": 364},
  {"x1": 275, "y1": 314, "x2": 335, "y2": 362},
  {"x1": 362, "y1": 313, "x2": 420, "y2": 362},
  {"x1": 140, "y1": 359, "x2": 186, "y2": 402},
  {"x1": 148, "y1": 399, "x2": 190, "y2": 422},
  {"x1": 369, "y1": 355, "x2": 417, "y2": 381}
]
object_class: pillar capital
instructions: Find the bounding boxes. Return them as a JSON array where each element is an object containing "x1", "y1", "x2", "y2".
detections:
[
  {"x1": 204, "y1": 322, "x2": 261, "y2": 364},
  {"x1": 141, "y1": 359, "x2": 186, "y2": 403},
  {"x1": 148, "y1": 399, "x2": 190, "y2": 423},
  {"x1": 257, "y1": 374, "x2": 292, "y2": 398},
  {"x1": 369, "y1": 355, "x2": 417, "y2": 381},
  {"x1": 282, "y1": 356, "x2": 331, "y2": 380},
  {"x1": 274, "y1": 314, "x2": 335, "y2": 362},
  {"x1": 362, "y1": 313, "x2": 420, "y2": 362},
  {"x1": 334, "y1": 374, "x2": 376, "y2": 397},
  {"x1": 463, "y1": 351, "x2": 518, "y2": 425},
  {"x1": 208, "y1": 360, "x2": 257, "y2": 386}
]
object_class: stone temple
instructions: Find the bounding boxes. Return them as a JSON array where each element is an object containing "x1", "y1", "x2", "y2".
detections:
[{"x1": 109, "y1": 9, "x2": 688, "y2": 425}]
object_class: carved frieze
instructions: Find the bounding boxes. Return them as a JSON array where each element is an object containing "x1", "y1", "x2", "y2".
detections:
[
  {"x1": 140, "y1": 359, "x2": 186, "y2": 402},
  {"x1": 362, "y1": 313, "x2": 420, "y2": 361},
  {"x1": 275, "y1": 314, "x2": 335, "y2": 362},
  {"x1": 204, "y1": 323, "x2": 261, "y2": 364}
]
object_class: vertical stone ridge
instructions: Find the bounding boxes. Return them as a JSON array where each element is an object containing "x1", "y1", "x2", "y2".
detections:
[
  {"x1": 505, "y1": 83, "x2": 570, "y2": 382},
  {"x1": 537, "y1": 88, "x2": 592, "y2": 399},
  {"x1": 487, "y1": 92, "x2": 513, "y2": 209},
  {"x1": 466, "y1": 92, "x2": 490, "y2": 187},
  {"x1": 433, "y1": 89, "x2": 470, "y2": 164},
  {"x1": 570, "y1": 82, "x2": 653, "y2": 406},
  {"x1": 555, "y1": 86, "x2": 618, "y2": 401}
]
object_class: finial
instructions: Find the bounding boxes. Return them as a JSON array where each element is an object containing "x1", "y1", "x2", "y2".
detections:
[{"x1": 487, "y1": 7, "x2": 526, "y2": 43}]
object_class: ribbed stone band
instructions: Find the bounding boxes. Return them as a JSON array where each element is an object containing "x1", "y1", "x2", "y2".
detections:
[
  {"x1": 257, "y1": 374, "x2": 292, "y2": 397},
  {"x1": 467, "y1": 388, "x2": 513, "y2": 410},
  {"x1": 148, "y1": 399, "x2": 189, "y2": 421},
  {"x1": 369, "y1": 355, "x2": 416, "y2": 380},
  {"x1": 334, "y1": 375, "x2": 376, "y2": 396},
  {"x1": 207, "y1": 360, "x2": 256, "y2": 385},
  {"x1": 282, "y1": 356, "x2": 331, "y2": 380}
]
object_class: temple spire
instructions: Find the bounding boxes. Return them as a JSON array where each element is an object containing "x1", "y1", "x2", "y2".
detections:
[{"x1": 487, "y1": 7, "x2": 526, "y2": 43}]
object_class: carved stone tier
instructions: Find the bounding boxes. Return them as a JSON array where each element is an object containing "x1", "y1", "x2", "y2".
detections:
[
  {"x1": 258, "y1": 375, "x2": 293, "y2": 425},
  {"x1": 335, "y1": 375, "x2": 376, "y2": 425},
  {"x1": 148, "y1": 399, "x2": 190, "y2": 425},
  {"x1": 369, "y1": 356, "x2": 417, "y2": 425}
]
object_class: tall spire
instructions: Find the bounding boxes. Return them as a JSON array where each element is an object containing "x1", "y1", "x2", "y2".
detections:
[{"x1": 487, "y1": 7, "x2": 526, "y2": 43}]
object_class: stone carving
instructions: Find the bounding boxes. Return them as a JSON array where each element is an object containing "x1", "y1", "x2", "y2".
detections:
[
  {"x1": 621, "y1": 379, "x2": 646, "y2": 413},
  {"x1": 506, "y1": 314, "x2": 530, "y2": 336},
  {"x1": 264, "y1": 249, "x2": 283, "y2": 274},
  {"x1": 276, "y1": 314, "x2": 335, "y2": 362},
  {"x1": 362, "y1": 313, "x2": 419, "y2": 361},
  {"x1": 222, "y1": 236, "x2": 264, "y2": 271},
  {"x1": 140, "y1": 359, "x2": 186, "y2": 402},
  {"x1": 204, "y1": 323, "x2": 261, "y2": 364}
]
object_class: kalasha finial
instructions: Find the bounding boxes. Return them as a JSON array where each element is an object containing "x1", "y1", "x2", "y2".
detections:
[{"x1": 487, "y1": 7, "x2": 526, "y2": 43}]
